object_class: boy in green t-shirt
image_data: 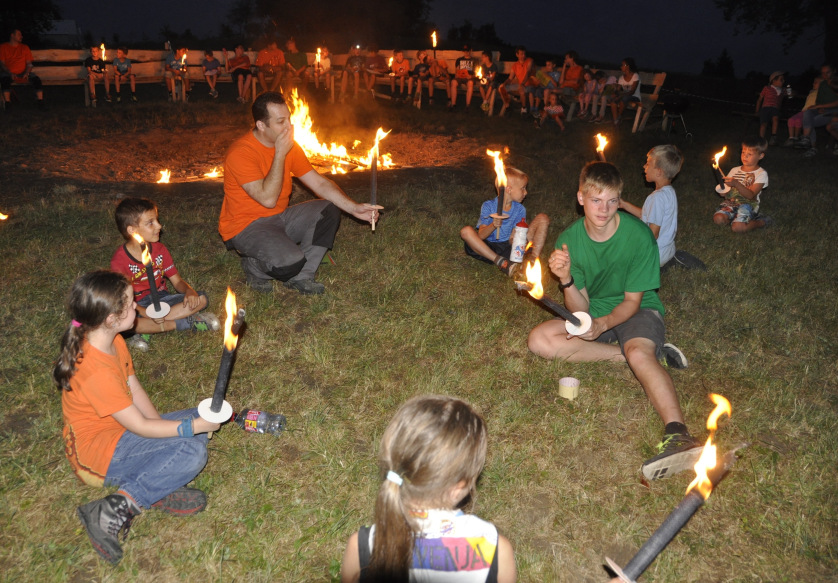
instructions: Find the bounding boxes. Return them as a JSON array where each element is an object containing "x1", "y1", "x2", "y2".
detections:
[{"x1": 527, "y1": 161, "x2": 700, "y2": 481}]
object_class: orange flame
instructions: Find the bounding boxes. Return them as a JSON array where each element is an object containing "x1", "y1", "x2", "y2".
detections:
[
  {"x1": 475, "y1": 66, "x2": 483, "y2": 79},
  {"x1": 223, "y1": 287, "x2": 239, "y2": 351},
  {"x1": 432, "y1": 31, "x2": 437, "y2": 48},
  {"x1": 157, "y1": 169, "x2": 171, "y2": 183},
  {"x1": 367, "y1": 127, "x2": 391, "y2": 168},
  {"x1": 132, "y1": 232, "x2": 153, "y2": 265},
  {"x1": 180, "y1": 50, "x2": 187, "y2": 66},
  {"x1": 316, "y1": 48, "x2": 321, "y2": 64},
  {"x1": 287, "y1": 89, "x2": 392, "y2": 169},
  {"x1": 595, "y1": 133, "x2": 608, "y2": 153},
  {"x1": 204, "y1": 167, "x2": 221, "y2": 178},
  {"x1": 388, "y1": 56, "x2": 393, "y2": 68},
  {"x1": 0, "y1": 212, "x2": 8, "y2": 220},
  {"x1": 687, "y1": 394, "x2": 732, "y2": 499},
  {"x1": 486, "y1": 149, "x2": 507, "y2": 190},
  {"x1": 713, "y1": 146, "x2": 727, "y2": 169},
  {"x1": 100, "y1": 43, "x2": 106, "y2": 62},
  {"x1": 524, "y1": 258, "x2": 544, "y2": 300}
]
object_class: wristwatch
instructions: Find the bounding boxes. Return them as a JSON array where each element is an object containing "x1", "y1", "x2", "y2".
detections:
[{"x1": 558, "y1": 275, "x2": 574, "y2": 290}]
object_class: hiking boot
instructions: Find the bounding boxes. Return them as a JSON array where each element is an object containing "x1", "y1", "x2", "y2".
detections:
[
  {"x1": 151, "y1": 487, "x2": 207, "y2": 516},
  {"x1": 642, "y1": 433, "x2": 703, "y2": 481},
  {"x1": 77, "y1": 494, "x2": 141, "y2": 564},
  {"x1": 126, "y1": 334, "x2": 150, "y2": 352},
  {"x1": 246, "y1": 276, "x2": 273, "y2": 293},
  {"x1": 284, "y1": 278, "x2": 326, "y2": 295},
  {"x1": 661, "y1": 343, "x2": 688, "y2": 369}
]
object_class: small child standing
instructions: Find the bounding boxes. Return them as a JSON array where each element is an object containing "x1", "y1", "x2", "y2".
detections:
[
  {"x1": 340, "y1": 395, "x2": 516, "y2": 583},
  {"x1": 112, "y1": 47, "x2": 137, "y2": 103},
  {"x1": 313, "y1": 46, "x2": 332, "y2": 92},
  {"x1": 535, "y1": 92, "x2": 565, "y2": 130},
  {"x1": 55, "y1": 271, "x2": 220, "y2": 564},
  {"x1": 202, "y1": 50, "x2": 221, "y2": 98},
  {"x1": 755, "y1": 71, "x2": 786, "y2": 145},
  {"x1": 110, "y1": 197, "x2": 219, "y2": 351},
  {"x1": 713, "y1": 137, "x2": 771, "y2": 232},
  {"x1": 84, "y1": 45, "x2": 111, "y2": 106},
  {"x1": 577, "y1": 68, "x2": 596, "y2": 118},
  {"x1": 619, "y1": 145, "x2": 704, "y2": 270},
  {"x1": 460, "y1": 167, "x2": 549, "y2": 277}
]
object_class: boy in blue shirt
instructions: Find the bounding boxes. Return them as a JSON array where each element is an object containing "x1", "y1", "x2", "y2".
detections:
[
  {"x1": 112, "y1": 47, "x2": 137, "y2": 103},
  {"x1": 528, "y1": 162, "x2": 699, "y2": 481},
  {"x1": 460, "y1": 167, "x2": 549, "y2": 277}
]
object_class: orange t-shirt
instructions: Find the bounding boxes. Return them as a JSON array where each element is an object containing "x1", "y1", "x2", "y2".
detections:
[
  {"x1": 392, "y1": 59, "x2": 410, "y2": 77},
  {"x1": 219, "y1": 132, "x2": 314, "y2": 240},
  {"x1": 0, "y1": 42, "x2": 33, "y2": 76},
  {"x1": 62, "y1": 336, "x2": 134, "y2": 487},
  {"x1": 561, "y1": 64, "x2": 583, "y2": 90}
]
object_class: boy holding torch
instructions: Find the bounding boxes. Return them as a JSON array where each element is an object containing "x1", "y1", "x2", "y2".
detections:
[{"x1": 528, "y1": 162, "x2": 700, "y2": 481}]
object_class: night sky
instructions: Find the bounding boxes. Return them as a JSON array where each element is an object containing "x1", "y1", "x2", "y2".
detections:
[{"x1": 53, "y1": 0, "x2": 823, "y2": 76}]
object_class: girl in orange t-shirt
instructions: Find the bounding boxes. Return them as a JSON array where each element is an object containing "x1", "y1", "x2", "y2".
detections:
[{"x1": 54, "y1": 270, "x2": 220, "y2": 564}]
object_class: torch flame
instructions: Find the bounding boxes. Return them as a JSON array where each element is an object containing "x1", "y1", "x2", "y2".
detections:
[
  {"x1": 687, "y1": 393, "x2": 732, "y2": 500},
  {"x1": 595, "y1": 133, "x2": 608, "y2": 153},
  {"x1": 388, "y1": 56, "x2": 393, "y2": 68},
  {"x1": 157, "y1": 169, "x2": 171, "y2": 183},
  {"x1": 486, "y1": 149, "x2": 507, "y2": 190},
  {"x1": 204, "y1": 167, "x2": 221, "y2": 178},
  {"x1": 223, "y1": 287, "x2": 239, "y2": 351},
  {"x1": 100, "y1": 43, "x2": 106, "y2": 62},
  {"x1": 0, "y1": 212, "x2": 8, "y2": 220},
  {"x1": 367, "y1": 127, "x2": 391, "y2": 168},
  {"x1": 713, "y1": 146, "x2": 727, "y2": 169},
  {"x1": 432, "y1": 31, "x2": 437, "y2": 48},
  {"x1": 316, "y1": 48, "x2": 321, "y2": 62},
  {"x1": 476, "y1": 67, "x2": 483, "y2": 79},
  {"x1": 132, "y1": 232, "x2": 153, "y2": 265},
  {"x1": 524, "y1": 258, "x2": 544, "y2": 300},
  {"x1": 181, "y1": 50, "x2": 187, "y2": 66}
]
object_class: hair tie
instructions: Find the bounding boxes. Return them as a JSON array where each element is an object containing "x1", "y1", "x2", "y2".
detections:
[
  {"x1": 386, "y1": 471, "x2": 403, "y2": 486},
  {"x1": 71, "y1": 320, "x2": 82, "y2": 328}
]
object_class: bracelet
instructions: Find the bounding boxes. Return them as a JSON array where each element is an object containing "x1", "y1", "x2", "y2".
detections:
[
  {"x1": 558, "y1": 275, "x2": 574, "y2": 290},
  {"x1": 177, "y1": 418, "x2": 194, "y2": 438}
]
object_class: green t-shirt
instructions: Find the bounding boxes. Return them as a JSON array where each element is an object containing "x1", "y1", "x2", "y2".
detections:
[{"x1": 556, "y1": 213, "x2": 664, "y2": 319}]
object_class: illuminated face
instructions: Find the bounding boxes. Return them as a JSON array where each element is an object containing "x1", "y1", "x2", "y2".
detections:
[
  {"x1": 516, "y1": 49, "x2": 526, "y2": 61},
  {"x1": 114, "y1": 287, "x2": 137, "y2": 333},
  {"x1": 578, "y1": 187, "x2": 620, "y2": 229},
  {"x1": 91, "y1": 47, "x2": 100, "y2": 59},
  {"x1": 643, "y1": 155, "x2": 660, "y2": 183},
  {"x1": 740, "y1": 146, "x2": 764, "y2": 169},
  {"x1": 506, "y1": 175, "x2": 528, "y2": 203},
  {"x1": 130, "y1": 209, "x2": 162, "y2": 244},
  {"x1": 258, "y1": 102, "x2": 292, "y2": 142},
  {"x1": 117, "y1": 49, "x2": 126, "y2": 59},
  {"x1": 547, "y1": 93, "x2": 558, "y2": 105},
  {"x1": 12, "y1": 30, "x2": 23, "y2": 43}
]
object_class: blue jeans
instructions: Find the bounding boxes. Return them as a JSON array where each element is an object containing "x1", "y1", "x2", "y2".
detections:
[{"x1": 105, "y1": 408, "x2": 209, "y2": 508}]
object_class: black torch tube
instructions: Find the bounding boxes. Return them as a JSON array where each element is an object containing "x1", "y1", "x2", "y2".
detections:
[
  {"x1": 537, "y1": 294, "x2": 582, "y2": 327},
  {"x1": 210, "y1": 308, "x2": 246, "y2": 412},
  {"x1": 713, "y1": 165, "x2": 726, "y2": 189},
  {"x1": 144, "y1": 261, "x2": 161, "y2": 311},
  {"x1": 620, "y1": 450, "x2": 737, "y2": 580}
]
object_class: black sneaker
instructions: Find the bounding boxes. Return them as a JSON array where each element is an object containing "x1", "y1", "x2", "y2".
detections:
[
  {"x1": 662, "y1": 343, "x2": 688, "y2": 369},
  {"x1": 151, "y1": 487, "x2": 207, "y2": 516},
  {"x1": 284, "y1": 278, "x2": 325, "y2": 295},
  {"x1": 105, "y1": 94, "x2": 112, "y2": 103},
  {"x1": 641, "y1": 433, "x2": 703, "y2": 481},
  {"x1": 672, "y1": 250, "x2": 707, "y2": 271},
  {"x1": 77, "y1": 494, "x2": 141, "y2": 564}
]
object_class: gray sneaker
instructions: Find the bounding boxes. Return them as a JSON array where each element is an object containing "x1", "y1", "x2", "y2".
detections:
[
  {"x1": 284, "y1": 278, "x2": 325, "y2": 295},
  {"x1": 642, "y1": 433, "x2": 703, "y2": 481},
  {"x1": 126, "y1": 334, "x2": 150, "y2": 352},
  {"x1": 662, "y1": 343, "x2": 688, "y2": 369},
  {"x1": 77, "y1": 494, "x2": 141, "y2": 564},
  {"x1": 803, "y1": 147, "x2": 818, "y2": 158}
]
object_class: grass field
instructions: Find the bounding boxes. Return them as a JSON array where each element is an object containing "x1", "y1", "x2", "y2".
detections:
[{"x1": 0, "y1": 89, "x2": 836, "y2": 582}]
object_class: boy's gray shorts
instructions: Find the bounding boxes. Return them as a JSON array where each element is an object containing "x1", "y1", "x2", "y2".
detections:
[{"x1": 594, "y1": 308, "x2": 666, "y2": 359}]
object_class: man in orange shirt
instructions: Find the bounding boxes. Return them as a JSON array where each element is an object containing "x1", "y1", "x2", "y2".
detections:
[
  {"x1": 0, "y1": 29, "x2": 44, "y2": 109},
  {"x1": 220, "y1": 92, "x2": 381, "y2": 295}
]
